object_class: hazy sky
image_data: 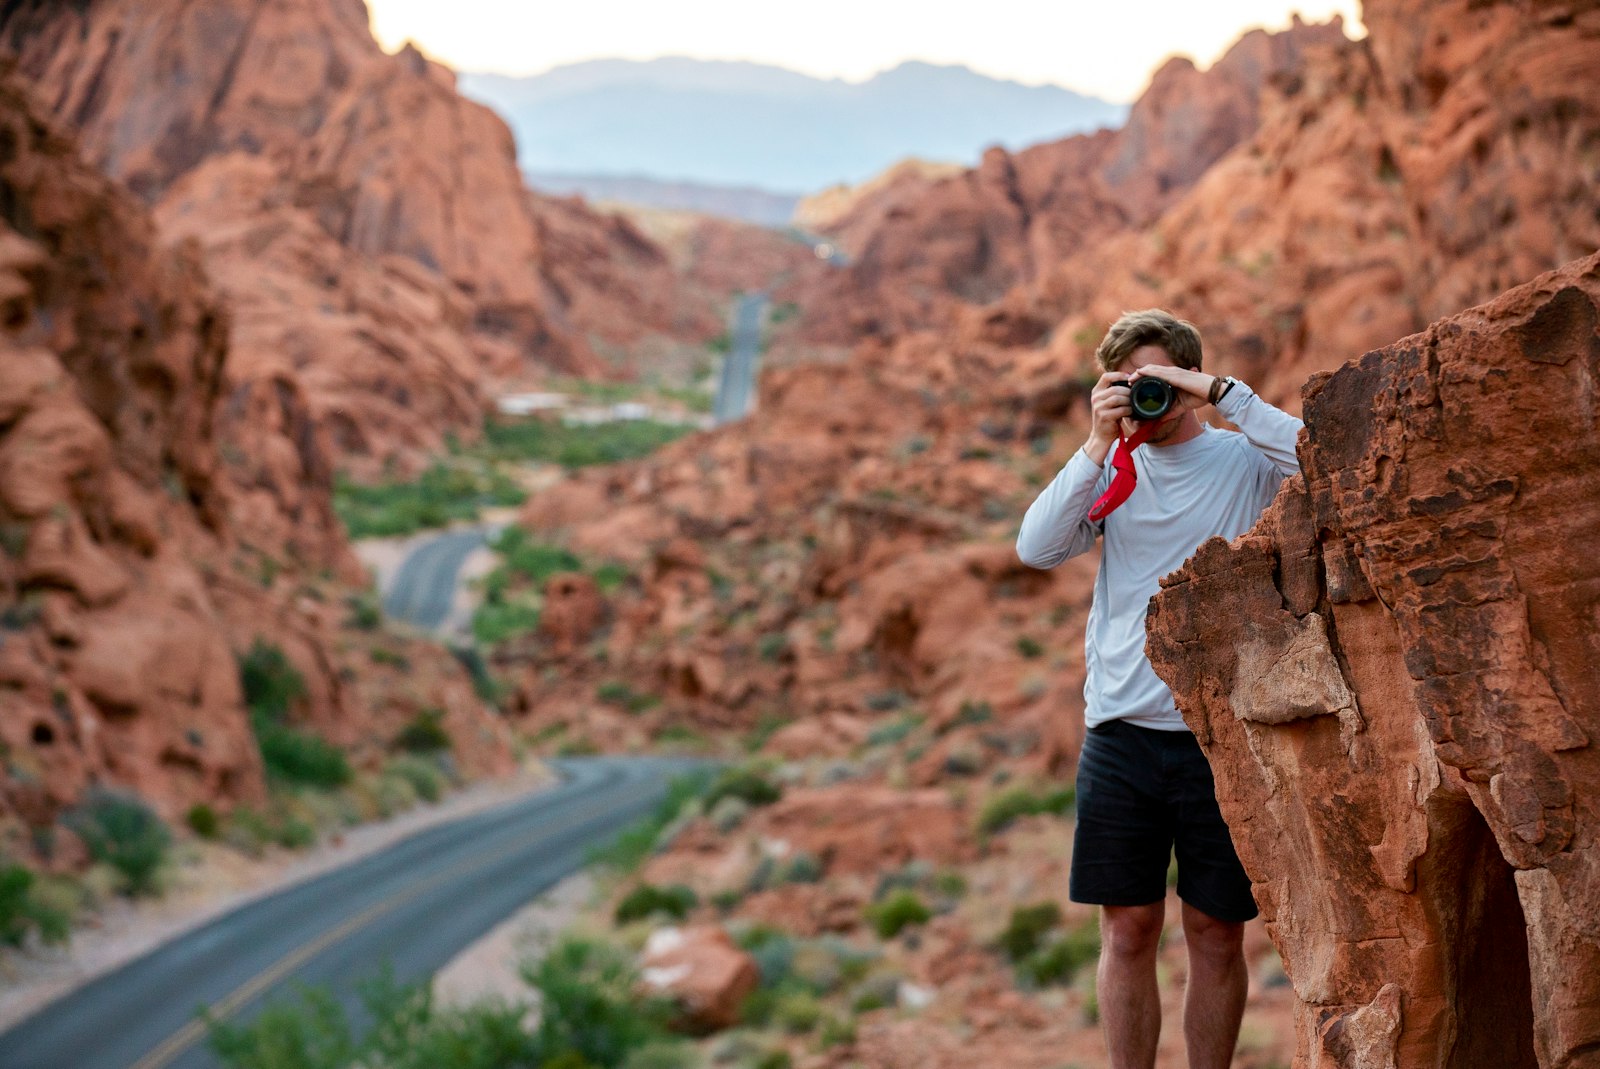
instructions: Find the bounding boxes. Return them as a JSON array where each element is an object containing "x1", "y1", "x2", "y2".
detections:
[{"x1": 366, "y1": 1, "x2": 1363, "y2": 103}]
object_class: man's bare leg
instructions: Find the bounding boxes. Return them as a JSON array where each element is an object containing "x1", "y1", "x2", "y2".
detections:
[
  {"x1": 1097, "y1": 902, "x2": 1166, "y2": 1069},
  {"x1": 1180, "y1": 901, "x2": 1248, "y2": 1069}
]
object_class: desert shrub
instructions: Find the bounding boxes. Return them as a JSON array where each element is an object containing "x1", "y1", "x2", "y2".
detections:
[
  {"x1": 65, "y1": 789, "x2": 171, "y2": 897},
  {"x1": 0, "y1": 863, "x2": 71, "y2": 946},
  {"x1": 777, "y1": 851, "x2": 823, "y2": 885},
  {"x1": 1015, "y1": 635, "x2": 1045, "y2": 659},
  {"x1": 703, "y1": 766, "x2": 781, "y2": 811},
  {"x1": 614, "y1": 883, "x2": 698, "y2": 924},
  {"x1": 385, "y1": 755, "x2": 445, "y2": 803},
  {"x1": 756, "y1": 633, "x2": 789, "y2": 662},
  {"x1": 210, "y1": 968, "x2": 540, "y2": 1069},
  {"x1": 976, "y1": 784, "x2": 1076, "y2": 835},
  {"x1": 393, "y1": 708, "x2": 452, "y2": 754},
  {"x1": 238, "y1": 639, "x2": 306, "y2": 723},
  {"x1": 997, "y1": 902, "x2": 1062, "y2": 961},
  {"x1": 866, "y1": 715, "x2": 920, "y2": 747},
  {"x1": 332, "y1": 462, "x2": 525, "y2": 540},
  {"x1": 187, "y1": 803, "x2": 221, "y2": 839},
  {"x1": 469, "y1": 599, "x2": 542, "y2": 646},
  {"x1": 596, "y1": 682, "x2": 660, "y2": 715},
  {"x1": 344, "y1": 590, "x2": 382, "y2": 630},
  {"x1": 865, "y1": 890, "x2": 931, "y2": 940},
  {"x1": 527, "y1": 936, "x2": 675, "y2": 1068},
  {"x1": 736, "y1": 924, "x2": 796, "y2": 989},
  {"x1": 228, "y1": 806, "x2": 317, "y2": 854},
  {"x1": 480, "y1": 418, "x2": 693, "y2": 469},
  {"x1": 255, "y1": 721, "x2": 351, "y2": 789},
  {"x1": 1020, "y1": 919, "x2": 1102, "y2": 987}
]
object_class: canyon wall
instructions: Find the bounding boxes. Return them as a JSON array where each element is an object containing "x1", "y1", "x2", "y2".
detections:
[
  {"x1": 0, "y1": 0, "x2": 720, "y2": 475},
  {"x1": 0, "y1": 73, "x2": 513, "y2": 853},
  {"x1": 1146, "y1": 252, "x2": 1600, "y2": 1068}
]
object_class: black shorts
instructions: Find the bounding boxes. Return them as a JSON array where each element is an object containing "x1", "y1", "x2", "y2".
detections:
[{"x1": 1069, "y1": 718, "x2": 1258, "y2": 923}]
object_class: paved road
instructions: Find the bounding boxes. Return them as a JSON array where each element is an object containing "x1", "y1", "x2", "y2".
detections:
[
  {"x1": 381, "y1": 527, "x2": 494, "y2": 631},
  {"x1": 0, "y1": 756, "x2": 704, "y2": 1069},
  {"x1": 713, "y1": 292, "x2": 768, "y2": 425}
]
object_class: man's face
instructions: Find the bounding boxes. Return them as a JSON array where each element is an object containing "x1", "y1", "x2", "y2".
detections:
[{"x1": 1120, "y1": 344, "x2": 1189, "y2": 443}]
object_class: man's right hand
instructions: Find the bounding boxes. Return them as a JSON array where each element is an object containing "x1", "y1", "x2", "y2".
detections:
[{"x1": 1084, "y1": 371, "x2": 1133, "y2": 465}]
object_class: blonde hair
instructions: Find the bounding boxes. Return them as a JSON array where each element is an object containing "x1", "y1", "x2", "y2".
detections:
[{"x1": 1094, "y1": 309, "x2": 1203, "y2": 372}]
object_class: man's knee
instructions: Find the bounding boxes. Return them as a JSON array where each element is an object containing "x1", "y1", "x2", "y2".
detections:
[
  {"x1": 1181, "y1": 903, "x2": 1245, "y2": 964},
  {"x1": 1101, "y1": 903, "x2": 1165, "y2": 960}
]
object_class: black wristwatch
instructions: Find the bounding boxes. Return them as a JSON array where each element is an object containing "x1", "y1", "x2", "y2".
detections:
[{"x1": 1208, "y1": 376, "x2": 1239, "y2": 405}]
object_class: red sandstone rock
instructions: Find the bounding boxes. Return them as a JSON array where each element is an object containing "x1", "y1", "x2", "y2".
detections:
[
  {"x1": 0, "y1": 77, "x2": 512, "y2": 844},
  {"x1": 1146, "y1": 252, "x2": 1600, "y2": 1068},
  {"x1": 638, "y1": 924, "x2": 760, "y2": 1033}
]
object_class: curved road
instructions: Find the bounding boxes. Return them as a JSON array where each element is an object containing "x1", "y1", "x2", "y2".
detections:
[
  {"x1": 0, "y1": 756, "x2": 704, "y2": 1069},
  {"x1": 381, "y1": 526, "x2": 495, "y2": 631}
]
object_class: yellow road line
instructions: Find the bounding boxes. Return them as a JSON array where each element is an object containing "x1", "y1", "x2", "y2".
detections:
[{"x1": 128, "y1": 776, "x2": 656, "y2": 1069}]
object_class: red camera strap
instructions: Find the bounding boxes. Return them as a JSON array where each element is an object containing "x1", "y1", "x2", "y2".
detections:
[{"x1": 1086, "y1": 421, "x2": 1161, "y2": 522}]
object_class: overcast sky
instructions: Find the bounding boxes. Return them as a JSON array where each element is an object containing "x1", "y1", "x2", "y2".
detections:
[{"x1": 365, "y1": 1, "x2": 1363, "y2": 103}]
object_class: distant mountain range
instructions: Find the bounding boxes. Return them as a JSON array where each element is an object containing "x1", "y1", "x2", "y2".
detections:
[
  {"x1": 460, "y1": 58, "x2": 1127, "y2": 198},
  {"x1": 526, "y1": 171, "x2": 801, "y2": 228}
]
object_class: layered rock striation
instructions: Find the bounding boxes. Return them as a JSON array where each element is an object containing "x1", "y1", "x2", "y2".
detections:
[{"x1": 1146, "y1": 252, "x2": 1600, "y2": 1068}]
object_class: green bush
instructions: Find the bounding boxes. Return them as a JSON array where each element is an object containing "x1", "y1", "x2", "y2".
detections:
[
  {"x1": 492, "y1": 528, "x2": 583, "y2": 584},
  {"x1": 1015, "y1": 635, "x2": 1045, "y2": 659},
  {"x1": 527, "y1": 936, "x2": 674, "y2": 1067},
  {"x1": 614, "y1": 883, "x2": 698, "y2": 925},
  {"x1": 976, "y1": 784, "x2": 1076, "y2": 835},
  {"x1": 386, "y1": 755, "x2": 445, "y2": 804},
  {"x1": 997, "y1": 902, "x2": 1062, "y2": 961},
  {"x1": 209, "y1": 968, "x2": 540, "y2": 1069},
  {"x1": 255, "y1": 720, "x2": 352, "y2": 789},
  {"x1": 596, "y1": 682, "x2": 660, "y2": 715},
  {"x1": 703, "y1": 767, "x2": 781, "y2": 811},
  {"x1": 865, "y1": 890, "x2": 932, "y2": 940},
  {"x1": 238, "y1": 639, "x2": 307, "y2": 723},
  {"x1": 470, "y1": 599, "x2": 542, "y2": 646},
  {"x1": 228, "y1": 806, "x2": 317, "y2": 853},
  {"x1": 333, "y1": 462, "x2": 526, "y2": 540},
  {"x1": 756, "y1": 633, "x2": 789, "y2": 662},
  {"x1": 0, "y1": 863, "x2": 71, "y2": 946},
  {"x1": 65, "y1": 789, "x2": 171, "y2": 897},
  {"x1": 1020, "y1": 920, "x2": 1101, "y2": 987},
  {"x1": 187, "y1": 803, "x2": 221, "y2": 839},
  {"x1": 393, "y1": 709, "x2": 452, "y2": 754},
  {"x1": 480, "y1": 418, "x2": 693, "y2": 470}
]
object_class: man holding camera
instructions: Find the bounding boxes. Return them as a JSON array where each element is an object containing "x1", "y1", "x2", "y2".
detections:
[{"x1": 1016, "y1": 309, "x2": 1302, "y2": 1069}]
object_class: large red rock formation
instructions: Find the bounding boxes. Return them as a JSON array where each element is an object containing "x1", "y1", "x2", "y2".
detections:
[
  {"x1": 1021, "y1": 0, "x2": 1600, "y2": 411},
  {"x1": 0, "y1": 0, "x2": 717, "y2": 473},
  {"x1": 1146, "y1": 252, "x2": 1600, "y2": 1068},
  {"x1": 0, "y1": 74, "x2": 512, "y2": 850},
  {"x1": 795, "y1": 17, "x2": 1349, "y2": 344}
]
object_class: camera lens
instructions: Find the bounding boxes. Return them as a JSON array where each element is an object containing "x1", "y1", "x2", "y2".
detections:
[{"x1": 1128, "y1": 378, "x2": 1175, "y2": 421}]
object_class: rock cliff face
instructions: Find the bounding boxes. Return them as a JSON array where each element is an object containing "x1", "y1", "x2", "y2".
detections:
[
  {"x1": 0, "y1": 0, "x2": 717, "y2": 474},
  {"x1": 1022, "y1": 0, "x2": 1600, "y2": 411},
  {"x1": 795, "y1": 17, "x2": 1349, "y2": 344},
  {"x1": 1146, "y1": 253, "x2": 1600, "y2": 1068},
  {"x1": 0, "y1": 74, "x2": 512, "y2": 849}
]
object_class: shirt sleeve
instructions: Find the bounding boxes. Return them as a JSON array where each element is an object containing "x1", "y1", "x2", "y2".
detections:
[
  {"x1": 1215, "y1": 381, "x2": 1303, "y2": 475},
  {"x1": 1016, "y1": 446, "x2": 1110, "y2": 569}
]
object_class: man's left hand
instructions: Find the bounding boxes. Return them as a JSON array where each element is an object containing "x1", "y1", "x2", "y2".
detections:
[{"x1": 1127, "y1": 364, "x2": 1217, "y2": 411}]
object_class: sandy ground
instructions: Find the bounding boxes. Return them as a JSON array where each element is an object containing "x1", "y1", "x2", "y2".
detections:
[
  {"x1": 0, "y1": 760, "x2": 560, "y2": 1034},
  {"x1": 431, "y1": 869, "x2": 599, "y2": 1009}
]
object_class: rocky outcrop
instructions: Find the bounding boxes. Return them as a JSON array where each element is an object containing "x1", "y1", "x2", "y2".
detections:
[
  {"x1": 795, "y1": 17, "x2": 1348, "y2": 343},
  {"x1": 1024, "y1": 0, "x2": 1600, "y2": 412},
  {"x1": 0, "y1": 0, "x2": 714, "y2": 473},
  {"x1": 1146, "y1": 253, "x2": 1600, "y2": 1068},
  {"x1": 0, "y1": 74, "x2": 512, "y2": 850}
]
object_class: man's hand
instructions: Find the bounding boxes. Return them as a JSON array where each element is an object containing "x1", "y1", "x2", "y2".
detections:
[
  {"x1": 1084, "y1": 371, "x2": 1134, "y2": 464},
  {"x1": 1127, "y1": 363, "x2": 1218, "y2": 412}
]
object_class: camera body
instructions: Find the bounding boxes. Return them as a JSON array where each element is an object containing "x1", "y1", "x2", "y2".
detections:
[{"x1": 1125, "y1": 377, "x2": 1176, "y2": 421}]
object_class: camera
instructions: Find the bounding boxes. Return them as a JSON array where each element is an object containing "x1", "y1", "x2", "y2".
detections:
[{"x1": 1124, "y1": 377, "x2": 1175, "y2": 421}]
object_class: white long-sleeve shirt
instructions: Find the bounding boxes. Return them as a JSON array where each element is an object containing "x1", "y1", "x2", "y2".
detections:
[{"x1": 1016, "y1": 382, "x2": 1303, "y2": 730}]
